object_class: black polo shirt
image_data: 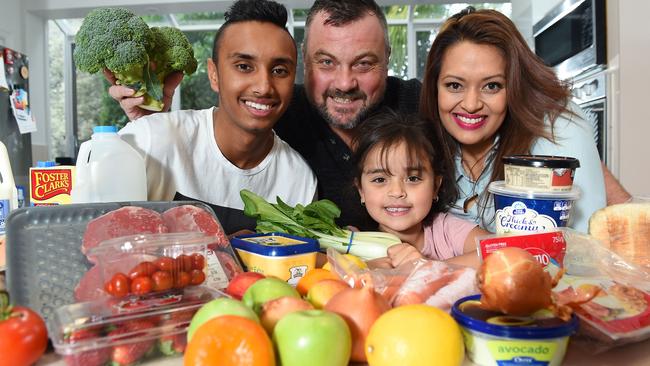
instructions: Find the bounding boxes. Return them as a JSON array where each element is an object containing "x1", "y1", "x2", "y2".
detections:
[{"x1": 274, "y1": 76, "x2": 422, "y2": 230}]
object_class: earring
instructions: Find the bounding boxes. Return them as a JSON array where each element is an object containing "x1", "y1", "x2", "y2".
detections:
[
  {"x1": 433, "y1": 196, "x2": 439, "y2": 203},
  {"x1": 360, "y1": 200, "x2": 365, "y2": 206}
]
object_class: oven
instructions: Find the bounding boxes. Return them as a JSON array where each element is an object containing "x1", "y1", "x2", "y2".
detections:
[{"x1": 571, "y1": 71, "x2": 607, "y2": 164}]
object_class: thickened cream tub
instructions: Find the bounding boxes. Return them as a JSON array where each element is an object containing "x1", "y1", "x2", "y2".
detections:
[
  {"x1": 452, "y1": 295, "x2": 578, "y2": 366},
  {"x1": 503, "y1": 155, "x2": 580, "y2": 192},
  {"x1": 231, "y1": 232, "x2": 319, "y2": 286},
  {"x1": 489, "y1": 181, "x2": 580, "y2": 234}
]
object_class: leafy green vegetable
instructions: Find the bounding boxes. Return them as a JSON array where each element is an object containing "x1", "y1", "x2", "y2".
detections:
[{"x1": 240, "y1": 190, "x2": 400, "y2": 259}]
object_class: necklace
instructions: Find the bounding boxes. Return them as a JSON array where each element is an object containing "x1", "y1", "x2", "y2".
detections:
[{"x1": 461, "y1": 147, "x2": 493, "y2": 213}]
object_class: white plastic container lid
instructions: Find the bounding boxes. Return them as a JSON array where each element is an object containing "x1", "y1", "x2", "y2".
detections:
[{"x1": 488, "y1": 181, "x2": 581, "y2": 200}]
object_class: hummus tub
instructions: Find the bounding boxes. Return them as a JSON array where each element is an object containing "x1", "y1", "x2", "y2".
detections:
[
  {"x1": 231, "y1": 233, "x2": 319, "y2": 286},
  {"x1": 489, "y1": 181, "x2": 580, "y2": 235},
  {"x1": 452, "y1": 295, "x2": 578, "y2": 366},
  {"x1": 503, "y1": 155, "x2": 580, "y2": 192}
]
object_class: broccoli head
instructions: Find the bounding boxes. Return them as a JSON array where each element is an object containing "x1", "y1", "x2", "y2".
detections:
[{"x1": 74, "y1": 8, "x2": 198, "y2": 112}]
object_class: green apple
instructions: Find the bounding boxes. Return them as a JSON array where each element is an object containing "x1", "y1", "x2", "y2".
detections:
[
  {"x1": 242, "y1": 277, "x2": 300, "y2": 314},
  {"x1": 273, "y1": 309, "x2": 351, "y2": 366},
  {"x1": 187, "y1": 297, "x2": 259, "y2": 341}
]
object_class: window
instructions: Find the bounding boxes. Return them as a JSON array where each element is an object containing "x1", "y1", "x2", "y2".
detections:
[{"x1": 49, "y1": 3, "x2": 512, "y2": 159}]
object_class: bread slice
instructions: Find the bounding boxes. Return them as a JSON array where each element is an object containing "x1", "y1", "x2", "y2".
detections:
[{"x1": 589, "y1": 203, "x2": 650, "y2": 267}]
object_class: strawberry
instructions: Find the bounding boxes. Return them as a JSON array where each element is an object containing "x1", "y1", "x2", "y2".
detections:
[
  {"x1": 63, "y1": 328, "x2": 110, "y2": 366},
  {"x1": 157, "y1": 309, "x2": 195, "y2": 356},
  {"x1": 109, "y1": 320, "x2": 156, "y2": 366}
]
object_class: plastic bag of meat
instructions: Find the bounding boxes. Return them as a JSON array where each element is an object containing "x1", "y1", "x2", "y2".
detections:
[{"x1": 325, "y1": 248, "x2": 477, "y2": 311}]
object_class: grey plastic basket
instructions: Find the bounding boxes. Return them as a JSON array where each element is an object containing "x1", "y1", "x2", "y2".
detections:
[{"x1": 5, "y1": 201, "x2": 219, "y2": 322}]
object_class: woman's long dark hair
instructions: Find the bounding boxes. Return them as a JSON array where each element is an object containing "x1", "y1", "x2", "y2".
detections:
[
  {"x1": 420, "y1": 7, "x2": 572, "y2": 188},
  {"x1": 351, "y1": 108, "x2": 458, "y2": 219}
]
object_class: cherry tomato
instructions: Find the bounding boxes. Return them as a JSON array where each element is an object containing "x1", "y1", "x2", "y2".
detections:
[
  {"x1": 131, "y1": 276, "x2": 154, "y2": 295},
  {"x1": 128, "y1": 261, "x2": 158, "y2": 280},
  {"x1": 191, "y1": 253, "x2": 206, "y2": 270},
  {"x1": 189, "y1": 269, "x2": 206, "y2": 286},
  {"x1": 105, "y1": 273, "x2": 130, "y2": 297},
  {"x1": 0, "y1": 291, "x2": 48, "y2": 366},
  {"x1": 151, "y1": 271, "x2": 173, "y2": 292},
  {"x1": 175, "y1": 255, "x2": 193, "y2": 272},
  {"x1": 154, "y1": 257, "x2": 175, "y2": 272},
  {"x1": 174, "y1": 271, "x2": 191, "y2": 288}
]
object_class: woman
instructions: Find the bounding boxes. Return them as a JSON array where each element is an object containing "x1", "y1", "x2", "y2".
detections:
[{"x1": 419, "y1": 7, "x2": 606, "y2": 233}]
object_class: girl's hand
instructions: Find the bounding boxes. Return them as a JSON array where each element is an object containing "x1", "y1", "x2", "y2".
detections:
[
  {"x1": 366, "y1": 257, "x2": 393, "y2": 269},
  {"x1": 387, "y1": 243, "x2": 424, "y2": 268}
]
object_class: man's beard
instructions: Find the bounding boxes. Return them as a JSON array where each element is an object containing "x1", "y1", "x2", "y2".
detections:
[{"x1": 314, "y1": 89, "x2": 379, "y2": 130}]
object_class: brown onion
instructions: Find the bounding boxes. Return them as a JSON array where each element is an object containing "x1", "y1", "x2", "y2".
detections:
[
  {"x1": 478, "y1": 247, "x2": 553, "y2": 316},
  {"x1": 324, "y1": 284, "x2": 391, "y2": 362}
]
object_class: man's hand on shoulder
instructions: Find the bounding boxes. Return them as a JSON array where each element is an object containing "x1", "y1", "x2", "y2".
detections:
[{"x1": 104, "y1": 68, "x2": 184, "y2": 121}]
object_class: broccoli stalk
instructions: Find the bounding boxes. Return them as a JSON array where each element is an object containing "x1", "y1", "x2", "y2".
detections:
[{"x1": 74, "y1": 8, "x2": 197, "y2": 112}]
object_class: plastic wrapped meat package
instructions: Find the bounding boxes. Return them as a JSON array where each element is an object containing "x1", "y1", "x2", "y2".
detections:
[
  {"x1": 557, "y1": 228, "x2": 650, "y2": 351},
  {"x1": 325, "y1": 248, "x2": 478, "y2": 312},
  {"x1": 75, "y1": 204, "x2": 242, "y2": 302}
]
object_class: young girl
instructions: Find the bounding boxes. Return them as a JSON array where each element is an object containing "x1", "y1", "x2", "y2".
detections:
[{"x1": 352, "y1": 109, "x2": 487, "y2": 269}]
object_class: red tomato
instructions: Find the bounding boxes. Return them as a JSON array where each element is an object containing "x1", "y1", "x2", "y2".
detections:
[
  {"x1": 154, "y1": 257, "x2": 175, "y2": 272},
  {"x1": 0, "y1": 292, "x2": 48, "y2": 366},
  {"x1": 151, "y1": 271, "x2": 173, "y2": 292},
  {"x1": 131, "y1": 276, "x2": 154, "y2": 295},
  {"x1": 128, "y1": 261, "x2": 158, "y2": 280},
  {"x1": 191, "y1": 253, "x2": 206, "y2": 270},
  {"x1": 105, "y1": 273, "x2": 130, "y2": 297},
  {"x1": 174, "y1": 271, "x2": 191, "y2": 288},
  {"x1": 189, "y1": 269, "x2": 206, "y2": 286},
  {"x1": 175, "y1": 255, "x2": 193, "y2": 272}
]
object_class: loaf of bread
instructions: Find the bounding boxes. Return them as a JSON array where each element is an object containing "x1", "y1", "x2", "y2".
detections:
[{"x1": 589, "y1": 203, "x2": 650, "y2": 268}]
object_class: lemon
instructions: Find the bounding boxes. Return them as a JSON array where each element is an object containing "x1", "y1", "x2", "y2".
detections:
[
  {"x1": 322, "y1": 254, "x2": 368, "y2": 271},
  {"x1": 365, "y1": 304, "x2": 464, "y2": 366}
]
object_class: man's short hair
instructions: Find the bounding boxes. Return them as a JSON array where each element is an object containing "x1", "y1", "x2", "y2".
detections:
[
  {"x1": 304, "y1": 0, "x2": 389, "y2": 55},
  {"x1": 212, "y1": 0, "x2": 292, "y2": 61}
]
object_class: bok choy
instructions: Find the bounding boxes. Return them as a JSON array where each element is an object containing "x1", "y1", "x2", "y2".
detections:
[{"x1": 240, "y1": 189, "x2": 400, "y2": 260}]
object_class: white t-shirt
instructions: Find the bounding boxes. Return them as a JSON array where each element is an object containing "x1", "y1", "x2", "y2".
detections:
[{"x1": 119, "y1": 107, "x2": 317, "y2": 233}]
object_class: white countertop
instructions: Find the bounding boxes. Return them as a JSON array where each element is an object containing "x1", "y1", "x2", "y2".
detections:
[{"x1": 38, "y1": 336, "x2": 650, "y2": 366}]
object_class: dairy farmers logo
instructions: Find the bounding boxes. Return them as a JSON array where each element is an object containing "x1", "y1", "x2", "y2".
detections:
[
  {"x1": 496, "y1": 201, "x2": 557, "y2": 233},
  {"x1": 31, "y1": 169, "x2": 72, "y2": 200}
]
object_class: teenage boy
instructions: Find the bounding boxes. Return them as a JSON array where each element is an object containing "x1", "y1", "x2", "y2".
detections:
[{"x1": 118, "y1": 0, "x2": 316, "y2": 233}]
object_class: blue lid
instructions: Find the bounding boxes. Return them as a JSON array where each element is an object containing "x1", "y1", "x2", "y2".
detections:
[
  {"x1": 93, "y1": 125, "x2": 117, "y2": 133},
  {"x1": 231, "y1": 232, "x2": 319, "y2": 256},
  {"x1": 451, "y1": 295, "x2": 579, "y2": 339},
  {"x1": 36, "y1": 161, "x2": 56, "y2": 167}
]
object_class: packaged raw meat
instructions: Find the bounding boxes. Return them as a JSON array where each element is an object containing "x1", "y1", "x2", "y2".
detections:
[{"x1": 82, "y1": 206, "x2": 168, "y2": 263}]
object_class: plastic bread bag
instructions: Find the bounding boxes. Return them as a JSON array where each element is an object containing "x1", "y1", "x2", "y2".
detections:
[
  {"x1": 588, "y1": 199, "x2": 650, "y2": 269},
  {"x1": 557, "y1": 228, "x2": 650, "y2": 352},
  {"x1": 325, "y1": 248, "x2": 477, "y2": 311}
]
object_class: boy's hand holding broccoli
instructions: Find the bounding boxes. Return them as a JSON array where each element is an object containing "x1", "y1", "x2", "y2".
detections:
[{"x1": 74, "y1": 8, "x2": 197, "y2": 118}]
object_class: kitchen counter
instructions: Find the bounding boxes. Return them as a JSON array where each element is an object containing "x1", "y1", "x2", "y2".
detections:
[{"x1": 37, "y1": 336, "x2": 650, "y2": 366}]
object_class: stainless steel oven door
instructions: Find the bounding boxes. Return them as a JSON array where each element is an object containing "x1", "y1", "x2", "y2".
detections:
[{"x1": 572, "y1": 72, "x2": 607, "y2": 164}]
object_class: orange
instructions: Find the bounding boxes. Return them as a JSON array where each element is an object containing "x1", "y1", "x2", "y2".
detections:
[
  {"x1": 184, "y1": 315, "x2": 275, "y2": 366},
  {"x1": 365, "y1": 304, "x2": 464, "y2": 366},
  {"x1": 295, "y1": 268, "x2": 340, "y2": 296}
]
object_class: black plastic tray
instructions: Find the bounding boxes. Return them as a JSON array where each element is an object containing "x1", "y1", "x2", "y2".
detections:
[{"x1": 5, "y1": 201, "x2": 218, "y2": 321}]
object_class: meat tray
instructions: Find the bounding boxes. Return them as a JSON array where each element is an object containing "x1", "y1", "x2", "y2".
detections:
[{"x1": 4, "y1": 201, "x2": 227, "y2": 322}]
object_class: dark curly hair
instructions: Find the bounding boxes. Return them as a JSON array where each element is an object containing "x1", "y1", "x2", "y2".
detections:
[
  {"x1": 351, "y1": 108, "x2": 459, "y2": 220},
  {"x1": 212, "y1": 0, "x2": 294, "y2": 61}
]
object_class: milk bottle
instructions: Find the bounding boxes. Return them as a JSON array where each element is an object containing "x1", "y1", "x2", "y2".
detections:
[
  {"x1": 71, "y1": 125, "x2": 147, "y2": 203},
  {"x1": 0, "y1": 141, "x2": 18, "y2": 270}
]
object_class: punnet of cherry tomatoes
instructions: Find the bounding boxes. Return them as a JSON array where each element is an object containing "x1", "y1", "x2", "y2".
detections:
[{"x1": 88, "y1": 232, "x2": 213, "y2": 298}]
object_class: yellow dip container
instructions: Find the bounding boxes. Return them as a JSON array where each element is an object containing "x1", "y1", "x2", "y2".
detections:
[{"x1": 231, "y1": 233, "x2": 319, "y2": 286}]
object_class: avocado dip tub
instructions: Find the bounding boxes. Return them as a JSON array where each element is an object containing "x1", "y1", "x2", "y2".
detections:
[
  {"x1": 452, "y1": 295, "x2": 578, "y2": 366},
  {"x1": 503, "y1": 155, "x2": 580, "y2": 192}
]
